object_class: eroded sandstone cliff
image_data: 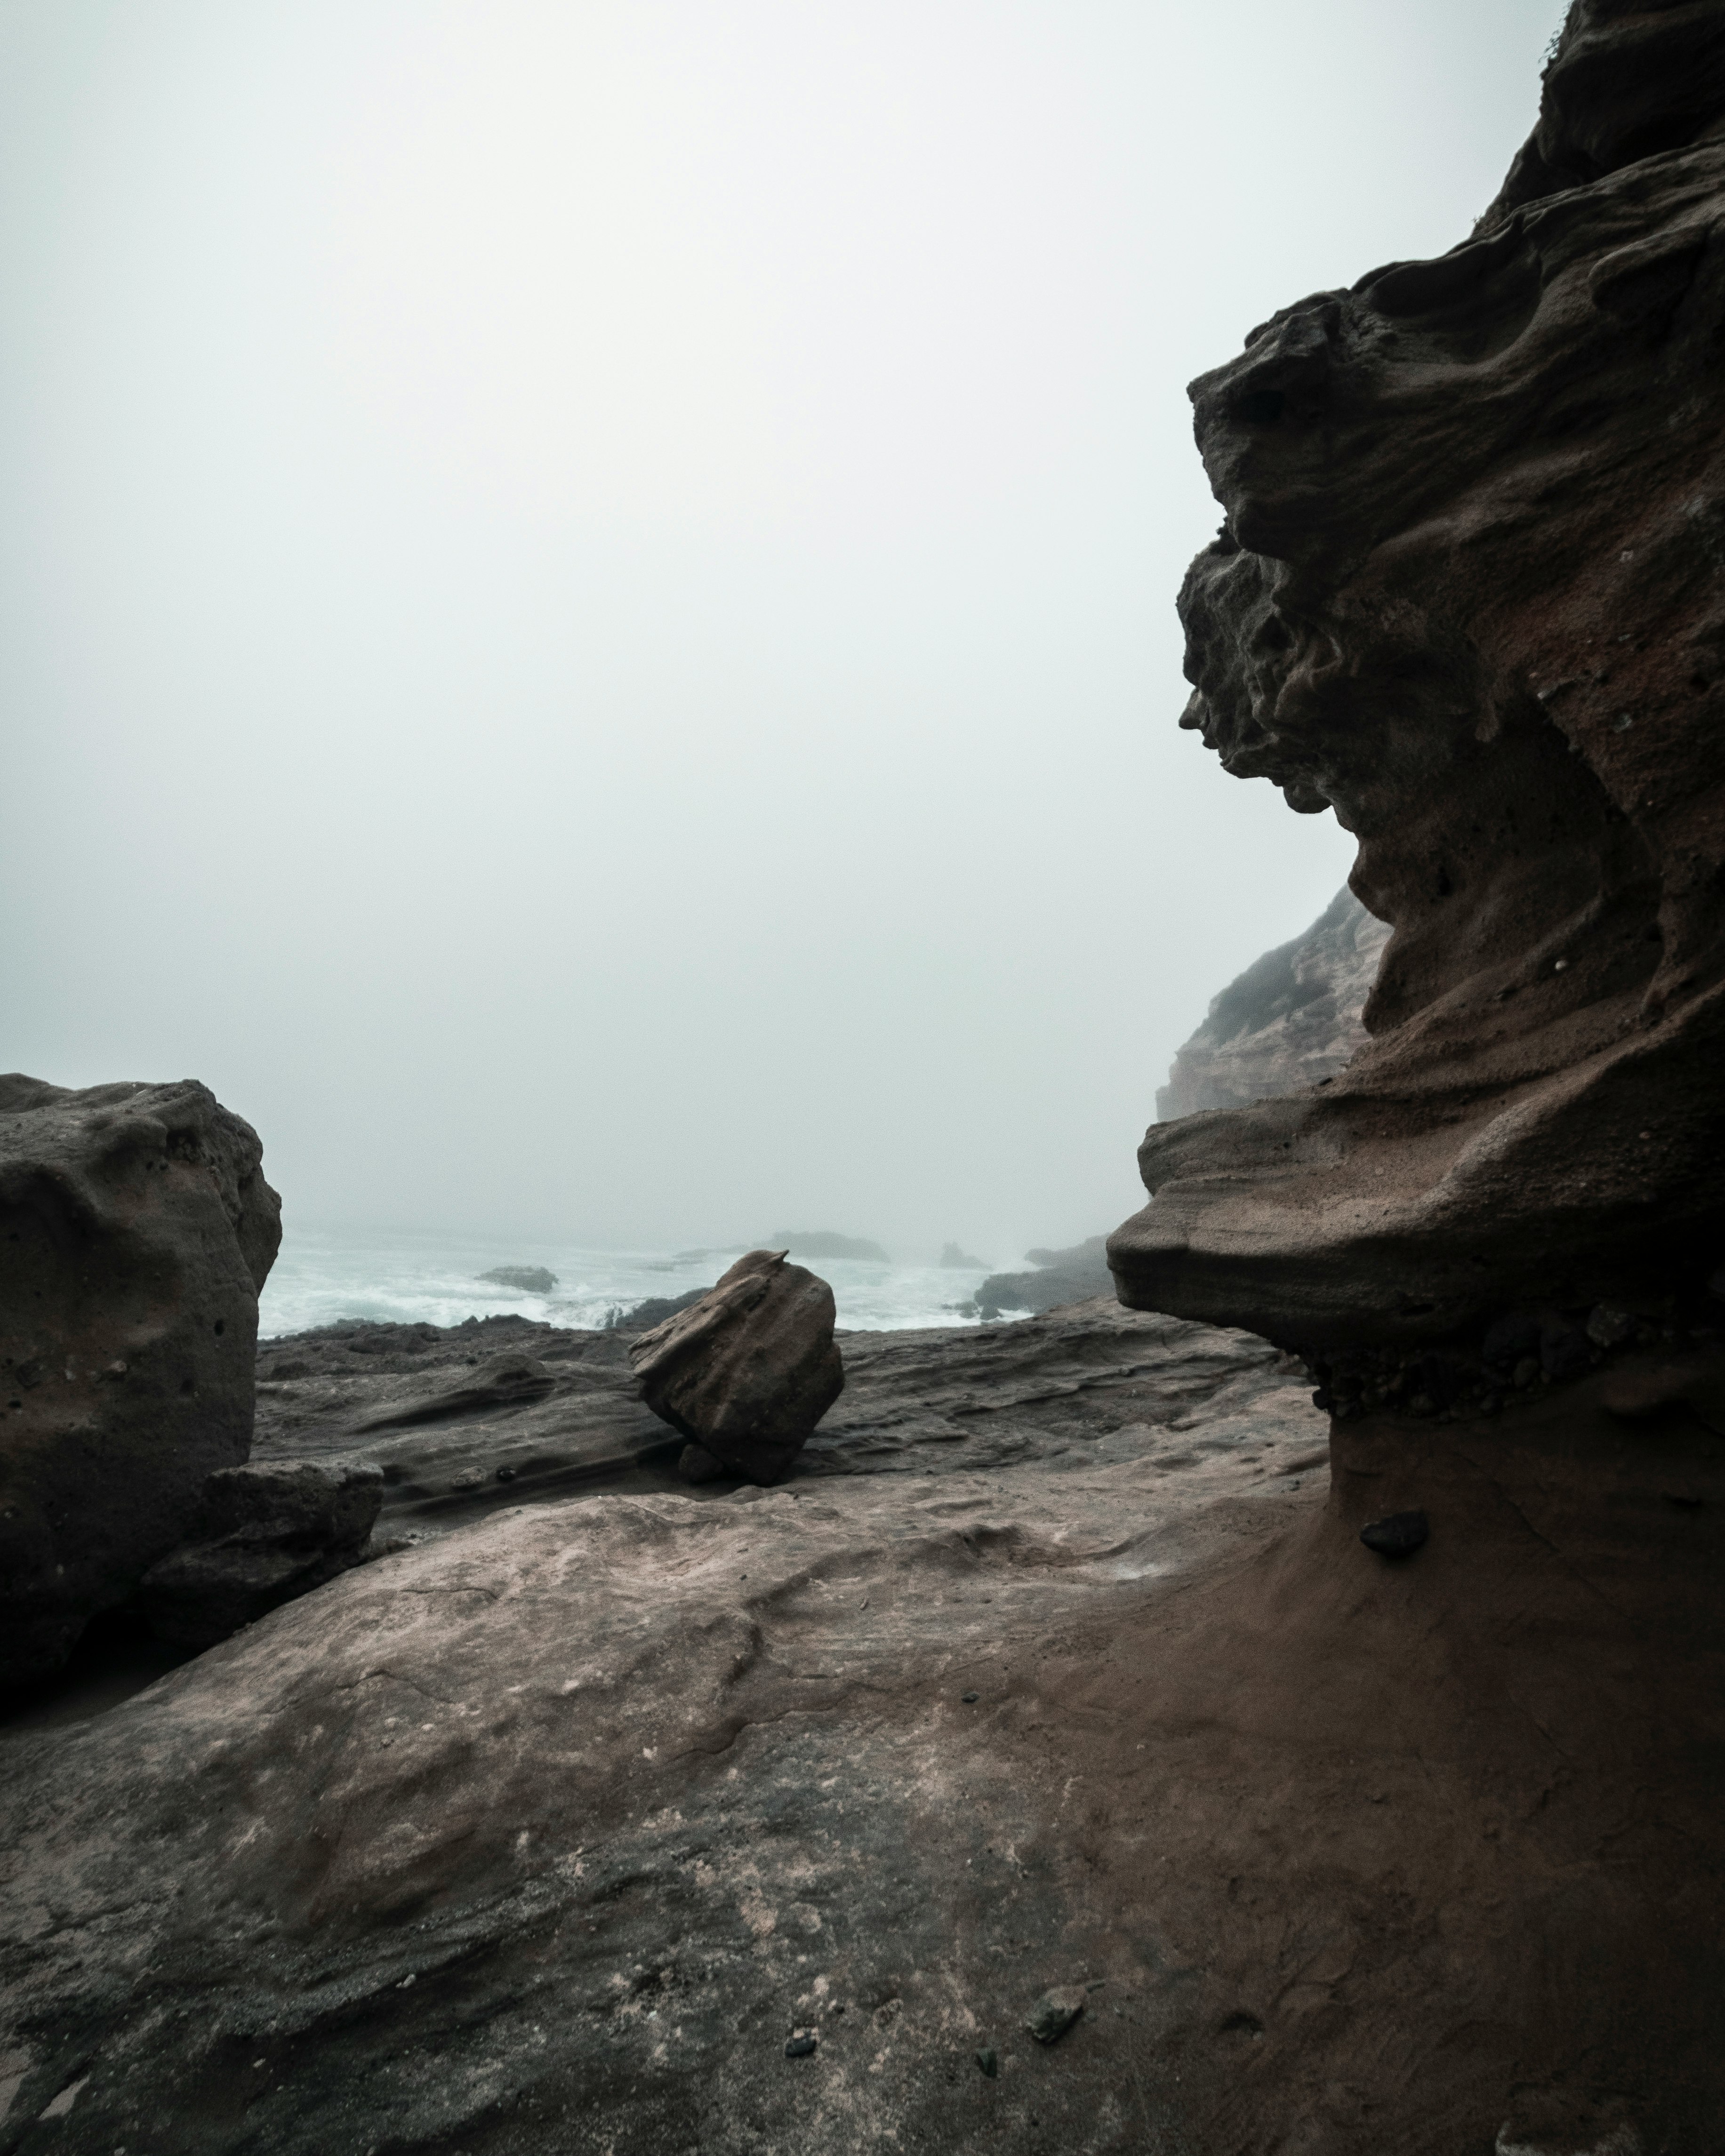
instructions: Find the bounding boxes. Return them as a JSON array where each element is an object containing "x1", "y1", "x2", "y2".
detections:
[
  {"x1": 1156, "y1": 887, "x2": 1390, "y2": 1121},
  {"x1": 1110, "y1": 0, "x2": 1725, "y2": 1351}
]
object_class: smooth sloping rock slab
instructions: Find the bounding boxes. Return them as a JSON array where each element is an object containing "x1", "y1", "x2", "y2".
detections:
[
  {"x1": 1, "y1": 1353, "x2": 1720, "y2": 2152},
  {"x1": 0, "y1": 1074, "x2": 281, "y2": 1687}
]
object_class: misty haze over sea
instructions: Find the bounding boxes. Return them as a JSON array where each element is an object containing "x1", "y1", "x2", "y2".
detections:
[{"x1": 259, "y1": 1225, "x2": 996, "y2": 1337}]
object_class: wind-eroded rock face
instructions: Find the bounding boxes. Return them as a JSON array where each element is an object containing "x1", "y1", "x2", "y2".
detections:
[
  {"x1": 1111, "y1": 0, "x2": 1725, "y2": 1348},
  {"x1": 0, "y1": 1076, "x2": 281, "y2": 1686}
]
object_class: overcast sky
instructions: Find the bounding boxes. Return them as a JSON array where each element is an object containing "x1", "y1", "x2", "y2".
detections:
[{"x1": 1, "y1": 0, "x2": 1566, "y2": 1260}]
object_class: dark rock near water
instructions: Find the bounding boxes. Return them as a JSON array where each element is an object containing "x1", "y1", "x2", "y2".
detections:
[
  {"x1": 477, "y1": 1265, "x2": 557, "y2": 1295},
  {"x1": 972, "y1": 1236, "x2": 1113, "y2": 1320},
  {"x1": 138, "y1": 1459, "x2": 384, "y2": 1648},
  {"x1": 766, "y1": 1230, "x2": 889, "y2": 1264},
  {"x1": 939, "y1": 1242, "x2": 987, "y2": 1268},
  {"x1": 630, "y1": 1250, "x2": 844, "y2": 1484},
  {"x1": 0, "y1": 1074, "x2": 281, "y2": 1689},
  {"x1": 1158, "y1": 887, "x2": 1390, "y2": 1119},
  {"x1": 1111, "y1": 0, "x2": 1725, "y2": 1349},
  {"x1": 605, "y1": 1286, "x2": 709, "y2": 1332}
]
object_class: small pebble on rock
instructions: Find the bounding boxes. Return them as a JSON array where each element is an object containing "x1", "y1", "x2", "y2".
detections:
[
  {"x1": 1026, "y1": 1987, "x2": 1086, "y2": 2044},
  {"x1": 785, "y1": 2032, "x2": 818, "y2": 2059},
  {"x1": 962, "y1": 1691, "x2": 979, "y2": 1704},
  {"x1": 976, "y1": 2047, "x2": 999, "y2": 2078},
  {"x1": 1360, "y1": 1510, "x2": 1429, "y2": 1558}
]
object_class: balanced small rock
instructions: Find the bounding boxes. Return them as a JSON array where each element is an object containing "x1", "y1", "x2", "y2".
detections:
[{"x1": 628, "y1": 1250, "x2": 844, "y2": 1484}]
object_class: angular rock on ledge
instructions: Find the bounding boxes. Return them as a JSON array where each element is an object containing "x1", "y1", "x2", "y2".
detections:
[
  {"x1": 1111, "y1": 0, "x2": 1725, "y2": 1349},
  {"x1": 628, "y1": 1249, "x2": 844, "y2": 1483},
  {"x1": 0, "y1": 1074, "x2": 281, "y2": 1687},
  {"x1": 139, "y1": 1458, "x2": 383, "y2": 1649}
]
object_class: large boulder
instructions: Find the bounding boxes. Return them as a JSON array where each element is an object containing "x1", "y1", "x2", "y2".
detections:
[
  {"x1": 0, "y1": 1075, "x2": 281, "y2": 1686},
  {"x1": 138, "y1": 1459, "x2": 383, "y2": 1649},
  {"x1": 628, "y1": 1249, "x2": 843, "y2": 1483},
  {"x1": 1110, "y1": 0, "x2": 1725, "y2": 1353}
]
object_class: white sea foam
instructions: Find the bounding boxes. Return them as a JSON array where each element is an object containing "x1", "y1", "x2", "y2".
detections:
[{"x1": 257, "y1": 1225, "x2": 1005, "y2": 1338}]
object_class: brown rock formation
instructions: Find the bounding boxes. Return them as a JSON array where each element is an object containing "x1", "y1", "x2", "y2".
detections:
[
  {"x1": 1110, "y1": 0, "x2": 1725, "y2": 1350},
  {"x1": 1156, "y1": 887, "x2": 1391, "y2": 1120},
  {"x1": 629, "y1": 1249, "x2": 844, "y2": 1483},
  {"x1": 0, "y1": 1076, "x2": 281, "y2": 1686}
]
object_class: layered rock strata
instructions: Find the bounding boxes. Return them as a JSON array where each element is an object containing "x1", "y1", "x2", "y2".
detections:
[
  {"x1": 630, "y1": 1250, "x2": 845, "y2": 1484},
  {"x1": 1156, "y1": 887, "x2": 1390, "y2": 1119},
  {"x1": 1110, "y1": 0, "x2": 1725, "y2": 1350},
  {"x1": 0, "y1": 1075, "x2": 280, "y2": 1686}
]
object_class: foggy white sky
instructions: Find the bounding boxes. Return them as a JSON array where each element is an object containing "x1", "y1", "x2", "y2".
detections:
[{"x1": 1, "y1": 0, "x2": 1566, "y2": 1261}]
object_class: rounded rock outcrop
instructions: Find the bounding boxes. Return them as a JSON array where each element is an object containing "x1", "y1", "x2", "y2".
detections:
[{"x1": 0, "y1": 1073, "x2": 281, "y2": 1685}]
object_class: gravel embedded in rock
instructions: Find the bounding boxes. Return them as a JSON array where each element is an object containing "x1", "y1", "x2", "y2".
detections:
[
  {"x1": 1026, "y1": 1987, "x2": 1085, "y2": 2044},
  {"x1": 784, "y1": 2033, "x2": 818, "y2": 2059},
  {"x1": 1360, "y1": 1510, "x2": 1430, "y2": 1557}
]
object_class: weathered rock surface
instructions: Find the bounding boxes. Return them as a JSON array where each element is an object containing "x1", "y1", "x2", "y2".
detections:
[
  {"x1": 1110, "y1": 0, "x2": 1725, "y2": 1349},
  {"x1": 2, "y1": 1340, "x2": 1719, "y2": 2152},
  {"x1": 630, "y1": 1251, "x2": 845, "y2": 1484},
  {"x1": 1157, "y1": 887, "x2": 1390, "y2": 1119},
  {"x1": 241, "y1": 1298, "x2": 1301, "y2": 1519},
  {"x1": 138, "y1": 1459, "x2": 384, "y2": 1649},
  {"x1": 0, "y1": 1075, "x2": 281, "y2": 1688},
  {"x1": 250, "y1": 1315, "x2": 675, "y2": 1515},
  {"x1": 972, "y1": 1236, "x2": 1113, "y2": 1320}
]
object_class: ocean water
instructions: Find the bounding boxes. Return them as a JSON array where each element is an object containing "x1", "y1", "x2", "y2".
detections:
[{"x1": 257, "y1": 1225, "x2": 1003, "y2": 1339}]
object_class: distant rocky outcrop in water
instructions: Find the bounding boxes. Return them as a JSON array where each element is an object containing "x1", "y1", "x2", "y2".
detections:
[
  {"x1": 939, "y1": 1241, "x2": 987, "y2": 1268},
  {"x1": 477, "y1": 1265, "x2": 557, "y2": 1295},
  {"x1": 1157, "y1": 886, "x2": 1390, "y2": 1119},
  {"x1": 972, "y1": 1236, "x2": 1113, "y2": 1319},
  {"x1": 0, "y1": 1075, "x2": 281, "y2": 1688}
]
